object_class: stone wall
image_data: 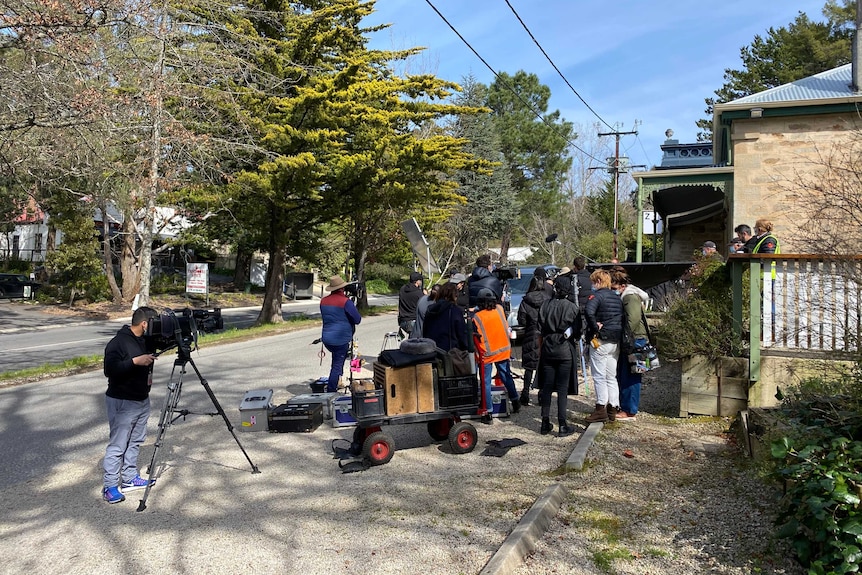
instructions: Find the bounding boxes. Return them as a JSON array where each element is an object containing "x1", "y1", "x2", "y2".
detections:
[
  {"x1": 665, "y1": 209, "x2": 728, "y2": 261},
  {"x1": 730, "y1": 112, "x2": 861, "y2": 252}
]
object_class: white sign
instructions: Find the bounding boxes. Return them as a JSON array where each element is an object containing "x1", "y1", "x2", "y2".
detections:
[
  {"x1": 643, "y1": 211, "x2": 664, "y2": 235},
  {"x1": 186, "y1": 263, "x2": 209, "y2": 294}
]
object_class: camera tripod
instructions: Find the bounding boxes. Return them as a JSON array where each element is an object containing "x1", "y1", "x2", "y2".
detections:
[{"x1": 137, "y1": 345, "x2": 260, "y2": 512}]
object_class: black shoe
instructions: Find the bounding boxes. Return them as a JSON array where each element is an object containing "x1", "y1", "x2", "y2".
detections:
[
  {"x1": 557, "y1": 425, "x2": 575, "y2": 437},
  {"x1": 480, "y1": 414, "x2": 493, "y2": 425},
  {"x1": 540, "y1": 419, "x2": 553, "y2": 435},
  {"x1": 511, "y1": 400, "x2": 521, "y2": 414},
  {"x1": 519, "y1": 394, "x2": 530, "y2": 407}
]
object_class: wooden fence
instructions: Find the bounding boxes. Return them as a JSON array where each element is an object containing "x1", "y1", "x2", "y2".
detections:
[{"x1": 727, "y1": 254, "x2": 862, "y2": 382}]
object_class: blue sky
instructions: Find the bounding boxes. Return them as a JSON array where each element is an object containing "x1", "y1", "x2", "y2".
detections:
[{"x1": 363, "y1": 0, "x2": 831, "y2": 170}]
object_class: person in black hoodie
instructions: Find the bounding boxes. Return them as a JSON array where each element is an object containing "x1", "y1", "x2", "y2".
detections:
[
  {"x1": 101, "y1": 306, "x2": 159, "y2": 504},
  {"x1": 517, "y1": 276, "x2": 551, "y2": 406},
  {"x1": 422, "y1": 283, "x2": 469, "y2": 352},
  {"x1": 584, "y1": 270, "x2": 624, "y2": 423},
  {"x1": 397, "y1": 271, "x2": 425, "y2": 337},
  {"x1": 537, "y1": 275, "x2": 581, "y2": 436},
  {"x1": 467, "y1": 254, "x2": 502, "y2": 308}
]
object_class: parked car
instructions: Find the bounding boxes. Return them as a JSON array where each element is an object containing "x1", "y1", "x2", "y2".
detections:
[
  {"x1": 505, "y1": 264, "x2": 560, "y2": 340},
  {"x1": 0, "y1": 273, "x2": 41, "y2": 299}
]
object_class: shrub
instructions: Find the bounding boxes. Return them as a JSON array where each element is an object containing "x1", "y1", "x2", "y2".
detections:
[
  {"x1": 770, "y1": 367, "x2": 862, "y2": 573},
  {"x1": 364, "y1": 278, "x2": 390, "y2": 295},
  {"x1": 365, "y1": 262, "x2": 408, "y2": 292},
  {"x1": 654, "y1": 256, "x2": 743, "y2": 361}
]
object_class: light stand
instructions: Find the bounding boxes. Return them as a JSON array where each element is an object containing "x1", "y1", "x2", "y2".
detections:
[{"x1": 137, "y1": 343, "x2": 260, "y2": 512}]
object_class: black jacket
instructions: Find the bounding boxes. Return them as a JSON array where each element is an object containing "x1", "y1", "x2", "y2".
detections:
[
  {"x1": 538, "y1": 298, "x2": 581, "y2": 361},
  {"x1": 574, "y1": 269, "x2": 593, "y2": 312},
  {"x1": 467, "y1": 266, "x2": 502, "y2": 307},
  {"x1": 423, "y1": 300, "x2": 469, "y2": 351},
  {"x1": 517, "y1": 288, "x2": 551, "y2": 370},
  {"x1": 584, "y1": 288, "x2": 624, "y2": 342},
  {"x1": 104, "y1": 325, "x2": 152, "y2": 401},
  {"x1": 397, "y1": 282, "x2": 424, "y2": 323}
]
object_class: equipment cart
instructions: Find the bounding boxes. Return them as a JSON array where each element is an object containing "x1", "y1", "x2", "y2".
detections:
[{"x1": 349, "y1": 358, "x2": 481, "y2": 466}]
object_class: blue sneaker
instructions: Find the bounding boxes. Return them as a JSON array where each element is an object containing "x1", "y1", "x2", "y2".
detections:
[
  {"x1": 121, "y1": 475, "x2": 155, "y2": 492},
  {"x1": 103, "y1": 486, "x2": 125, "y2": 504}
]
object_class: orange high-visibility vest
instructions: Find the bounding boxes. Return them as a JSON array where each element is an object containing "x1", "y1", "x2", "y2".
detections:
[{"x1": 473, "y1": 305, "x2": 511, "y2": 364}]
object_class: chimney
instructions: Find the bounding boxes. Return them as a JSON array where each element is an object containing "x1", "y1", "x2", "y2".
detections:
[{"x1": 854, "y1": 0, "x2": 862, "y2": 92}]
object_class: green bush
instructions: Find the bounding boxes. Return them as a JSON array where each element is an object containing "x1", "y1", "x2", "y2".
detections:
[
  {"x1": 654, "y1": 257, "x2": 743, "y2": 361},
  {"x1": 770, "y1": 366, "x2": 862, "y2": 574},
  {"x1": 364, "y1": 278, "x2": 391, "y2": 295},
  {"x1": 365, "y1": 262, "x2": 408, "y2": 292}
]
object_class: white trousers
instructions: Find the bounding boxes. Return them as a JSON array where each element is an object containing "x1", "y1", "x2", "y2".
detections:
[{"x1": 589, "y1": 340, "x2": 620, "y2": 407}]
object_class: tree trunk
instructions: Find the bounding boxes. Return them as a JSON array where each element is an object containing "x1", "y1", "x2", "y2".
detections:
[
  {"x1": 499, "y1": 229, "x2": 511, "y2": 266},
  {"x1": 233, "y1": 248, "x2": 251, "y2": 287},
  {"x1": 119, "y1": 208, "x2": 140, "y2": 302},
  {"x1": 257, "y1": 247, "x2": 285, "y2": 324},
  {"x1": 352, "y1": 230, "x2": 369, "y2": 312},
  {"x1": 99, "y1": 198, "x2": 122, "y2": 301}
]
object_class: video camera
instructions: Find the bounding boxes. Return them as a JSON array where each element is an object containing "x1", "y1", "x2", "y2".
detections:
[{"x1": 144, "y1": 307, "x2": 224, "y2": 354}]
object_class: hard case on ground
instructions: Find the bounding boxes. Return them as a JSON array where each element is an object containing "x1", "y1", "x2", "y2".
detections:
[
  {"x1": 238, "y1": 388, "x2": 274, "y2": 432},
  {"x1": 462, "y1": 385, "x2": 509, "y2": 419},
  {"x1": 268, "y1": 403, "x2": 323, "y2": 433},
  {"x1": 330, "y1": 394, "x2": 357, "y2": 427},
  {"x1": 288, "y1": 392, "x2": 338, "y2": 419}
]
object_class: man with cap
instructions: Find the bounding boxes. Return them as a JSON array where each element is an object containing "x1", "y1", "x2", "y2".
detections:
[
  {"x1": 320, "y1": 275, "x2": 362, "y2": 392},
  {"x1": 728, "y1": 237, "x2": 745, "y2": 254},
  {"x1": 397, "y1": 271, "x2": 425, "y2": 337},
  {"x1": 701, "y1": 241, "x2": 724, "y2": 262}
]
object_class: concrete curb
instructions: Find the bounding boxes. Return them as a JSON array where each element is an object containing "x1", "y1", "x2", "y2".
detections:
[
  {"x1": 479, "y1": 483, "x2": 567, "y2": 575},
  {"x1": 565, "y1": 421, "x2": 603, "y2": 471}
]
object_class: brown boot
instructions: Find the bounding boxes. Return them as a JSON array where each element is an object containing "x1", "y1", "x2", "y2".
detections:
[
  {"x1": 607, "y1": 405, "x2": 617, "y2": 422},
  {"x1": 585, "y1": 404, "x2": 608, "y2": 423}
]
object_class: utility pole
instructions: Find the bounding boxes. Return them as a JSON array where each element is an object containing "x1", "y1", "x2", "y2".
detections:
[{"x1": 597, "y1": 129, "x2": 642, "y2": 261}]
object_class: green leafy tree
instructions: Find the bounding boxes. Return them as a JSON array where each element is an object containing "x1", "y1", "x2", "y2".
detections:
[
  {"x1": 44, "y1": 193, "x2": 104, "y2": 304},
  {"x1": 437, "y1": 75, "x2": 517, "y2": 273},
  {"x1": 696, "y1": 1, "x2": 855, "y2": 140},
  {"x1": 486, "y1": 70, "x2": 574, "y2": 262}
]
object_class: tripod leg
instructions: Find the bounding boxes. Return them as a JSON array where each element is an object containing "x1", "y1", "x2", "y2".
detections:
[
  {"x1": 137, "y1": 361, "x2": 185, "y2": 512},
  {"x1": 187, "y1": 357, "x2": 260, "y2": 474}
]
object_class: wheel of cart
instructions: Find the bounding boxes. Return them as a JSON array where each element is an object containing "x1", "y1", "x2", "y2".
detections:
[
  {"x1": 362, "y1": 431, "x2": 395, "y2": 466},
  {"x1": 447, "y1": 421, "x2": 478, "y2": 454}
]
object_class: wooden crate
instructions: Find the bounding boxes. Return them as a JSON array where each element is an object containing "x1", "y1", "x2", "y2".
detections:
[{"x1": 373, "y1": 363, "x2": 434, "y2": 416}]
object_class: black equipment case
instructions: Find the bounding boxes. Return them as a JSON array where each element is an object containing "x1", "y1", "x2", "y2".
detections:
[{"x1": 268, "y1": 403, "x2": 323, "y2": 433}]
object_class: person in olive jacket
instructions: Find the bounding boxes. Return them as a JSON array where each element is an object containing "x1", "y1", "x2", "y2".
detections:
[{"x1": 583, "y1": 269, "x2": 624, "y2": 423}]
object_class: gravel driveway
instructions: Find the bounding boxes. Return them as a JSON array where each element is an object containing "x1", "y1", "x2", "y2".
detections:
[{"x1": 0, "y1": 327, "x2": 802, "y2": 575}]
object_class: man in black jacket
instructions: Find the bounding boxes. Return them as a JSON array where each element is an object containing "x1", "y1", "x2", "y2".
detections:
[
  {"x1": 397, "y1": 271, "x2": 425, "y2": 337},
  {"x1": 468, "y1": 254, "x2": 503, "y2": 308},
  {"x1": 101, "y1": 306, "x2": 159, "y2": 504}
]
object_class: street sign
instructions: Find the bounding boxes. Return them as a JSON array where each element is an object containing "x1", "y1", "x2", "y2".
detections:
[{"x1": 186, "y1": 263, "x2": 208, "y2": 294}]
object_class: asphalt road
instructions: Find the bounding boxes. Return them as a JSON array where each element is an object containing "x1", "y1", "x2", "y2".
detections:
[
  {"x1": 0, "y1": 310, "x2": 397, "y2": 487},
  {"x1": 0, "y1": 295, "x2": 396, "y2": 373}
]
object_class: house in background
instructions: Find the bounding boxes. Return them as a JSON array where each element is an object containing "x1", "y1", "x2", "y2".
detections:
[{"x1": 633, "y1": 62, "x2": 862, "y2": 261}]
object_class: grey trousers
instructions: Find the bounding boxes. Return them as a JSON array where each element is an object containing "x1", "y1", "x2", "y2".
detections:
[{"x1": 103, "y1": 396, "x2": 150, "y2": 489}]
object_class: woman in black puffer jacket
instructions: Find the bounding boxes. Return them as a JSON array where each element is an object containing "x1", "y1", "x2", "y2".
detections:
[
  {"x1": 517, "y1": 277, "x2": 551, "y2": 405},
  {"x1": 583, "y1": 269, "x2": 624, "y2": 423}
]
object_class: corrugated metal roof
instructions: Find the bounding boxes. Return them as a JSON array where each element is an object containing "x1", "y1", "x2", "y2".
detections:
[{"x1": 729, "y1": 64, "x2": 855, "y2": 105}]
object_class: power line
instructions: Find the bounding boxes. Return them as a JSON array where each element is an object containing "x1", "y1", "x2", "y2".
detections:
[
  {"x1": 422, "y1": 0, "x2": 606, "y2": 166},
  {"x1": 503, "y1": 0, "x2": 615, "y2": 132}
]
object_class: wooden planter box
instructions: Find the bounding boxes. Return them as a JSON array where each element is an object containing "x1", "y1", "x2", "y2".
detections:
[
  {"x1": 679, "y1": 355, "x2": 749, "y2": 417},
  {"x1": 680, "y1": 354, "x2": 851, "y2": 417}
]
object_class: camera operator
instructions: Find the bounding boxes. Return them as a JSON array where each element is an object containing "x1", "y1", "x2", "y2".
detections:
[
  {"x1": 320, "y1": 275, "x2": 362, "y2": 392},
  {"x1": 101, "y1": 306, "x2": 159, "y2": 504}
]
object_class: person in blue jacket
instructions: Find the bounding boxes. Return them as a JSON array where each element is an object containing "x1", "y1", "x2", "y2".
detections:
[{"x1": 320, "y1": 275, "x2": 362, "y2": 392}]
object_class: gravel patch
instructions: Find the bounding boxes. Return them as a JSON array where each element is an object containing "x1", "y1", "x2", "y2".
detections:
[{"x1": 0, "y1": 360, "x2": 802, "y2": 575}]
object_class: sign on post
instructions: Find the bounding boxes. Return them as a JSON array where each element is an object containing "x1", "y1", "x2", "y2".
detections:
[{"x1": 186, "y1": 263, "x2": 209, "y2": 296}]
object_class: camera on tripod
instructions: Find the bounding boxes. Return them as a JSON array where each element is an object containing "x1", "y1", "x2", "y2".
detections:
[{"x1": 144, "y1": 307, "x2": 224, "y2": 354}]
